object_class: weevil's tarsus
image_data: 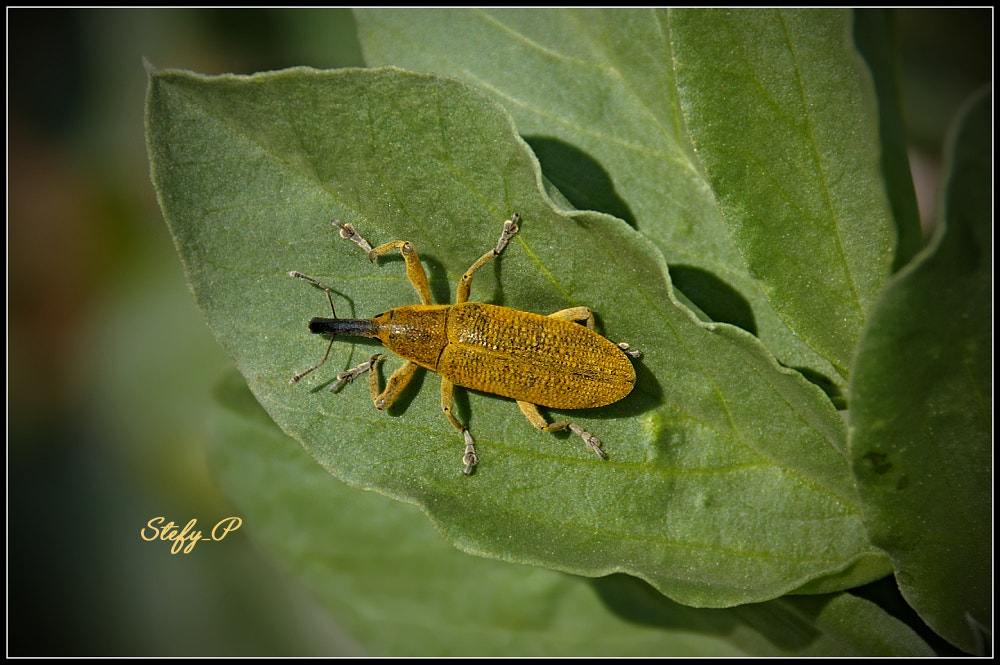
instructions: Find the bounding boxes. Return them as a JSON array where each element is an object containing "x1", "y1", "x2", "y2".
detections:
[
  {"x1": 568, "y1": 423, "x2": 607, "y2": 460},
  {"x1": 495, "y1": 213, "x2": 520, "y2": 253},
  {"x1": 330, "y1": 353, "x2": 382, "y2": 393},
  {"x1": 618, "y1": 342, "x2": 642, "y2": 359},
  {"x1": 331, "y1": 219, "x2": 374, "y2": 256},
  {"x1": 462, "y1": 430, "x2": 478, "y2": 475}
]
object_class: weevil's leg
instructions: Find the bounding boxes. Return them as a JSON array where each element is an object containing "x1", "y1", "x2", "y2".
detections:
[
  {"x1": 456, "y1": 214, "x2": 520, "y2": 304},
  {"x1": 617, "y1": 342, "x2": 642, "y2": 359},
  {"x1": 331, "y1": 220, "x2": 432, "y2": 305},
  {"x1": 441, "y1": 378, "x2": 477, "y2": 475},
  {"x1": 311, "y1": 348, "x2": 392, "y2": 403},
  {"x1": 547, "y1": 306, "x2": 595, "y2": 330},
  {"x1": 331, "y1": 220, "x2": 374, "y2": 255},
  {"x1": 370, "y1": 241, "x2": 433, "y2": 305},
  {"x1": 327, "y1": 354, "x2": 382, "y2": 393},
  {"x1": 516, "y1": 401, "x2": 606, "y2": 460},
  {"x1": 371, "y1": 360, "x2": 421, "y2": 411},
  {"x1": 548, "y1": 306, "x2": 642, "y2": 357}
]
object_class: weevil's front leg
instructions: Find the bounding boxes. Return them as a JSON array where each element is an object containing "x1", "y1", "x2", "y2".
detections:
[
  {"x1": 456, "y1": 214, "x2": 520, "y2": 304},
  {"x1": 516, "y1": 400, "x2": 607, "y2": 460},
  {"x1": 441, "y1": 378, "x2": 477, "y2": 475},
  {"x1": 329, "y1": 353, "x2": 421, "y2": 411},
  {"x1": 327, "y1": 353, "x2": 382, "y2": 393},
  {"x1": 331, "y1": 220, "x2": 374, "y2": 255},
  {"x1": 332, "y1": 220, "x2": 432, "y2": 305}
]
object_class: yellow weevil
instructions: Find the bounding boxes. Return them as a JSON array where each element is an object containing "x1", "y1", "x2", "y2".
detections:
[{"x1": 289, "y1": 214, "x2": 640, "y2": 474}]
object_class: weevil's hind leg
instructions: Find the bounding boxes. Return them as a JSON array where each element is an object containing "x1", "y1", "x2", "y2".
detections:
[
  {"x1": 548, "y1": 306, "x2": 596, "y2": 330},
  {"x1": 516, "y1": 401, "x2": 606, "y2": 460},
  {"x1": 456, "y1": 214, "x2": 520, "y2": 304},
  {"x1": 441, "y1": 378, "x2": 477, "y2": 475},
  {"x1": 616, "y1": 342, "x2": 642, "y2": 359},
  {"x1": 548, "y1": 307, "x2": 642, "y2": 358},
  {"x1": 331, "y1": 220, "x2": 432, "y2": 305}
]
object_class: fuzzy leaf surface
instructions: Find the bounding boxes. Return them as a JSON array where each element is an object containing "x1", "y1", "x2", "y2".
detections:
[
  {"x1": 209, "y1": 368, "x2": 932, "y2": 656},
  {"x1": 849, "y1": 89, "x2": 992, "y2": 654}
]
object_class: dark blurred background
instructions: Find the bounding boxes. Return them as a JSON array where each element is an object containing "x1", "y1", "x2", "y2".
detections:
[{"x1": 7, "y1": 8, "x2": 991, "y2": 656}]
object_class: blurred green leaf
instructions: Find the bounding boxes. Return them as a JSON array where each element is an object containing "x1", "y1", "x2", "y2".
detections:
[
  {"x1": 849, "y1": 88, "x2": 991, "y2": 654},
  {"x1": 357, "y1": 8, "x2": 897, "y2": 395},
  {"x1": 209, "y1": 368, "x2": 933, "y2": 656},
  {"x1": 146, "y1": 66, "x2": 887, "y2": 607}
]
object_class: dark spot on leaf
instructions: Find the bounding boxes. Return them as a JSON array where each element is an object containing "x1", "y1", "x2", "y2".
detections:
[{"x1": 863, "y1": 451, "x2": 893, "y2": 474}]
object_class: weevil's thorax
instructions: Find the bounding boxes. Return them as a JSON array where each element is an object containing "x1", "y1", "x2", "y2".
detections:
[{"x1": 372, "y1": 305, "x2": 450, "y2": 369}]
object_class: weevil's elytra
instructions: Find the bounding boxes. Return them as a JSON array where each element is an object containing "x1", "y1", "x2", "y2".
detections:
[
  {"x1": 289, "y1": 214, "x2": 640, "y2": 475},
  {"x1": 442, "y1": 303, "x2": 635, "y2": 409}
]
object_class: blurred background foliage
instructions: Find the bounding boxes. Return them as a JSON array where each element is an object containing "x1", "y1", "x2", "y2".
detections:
[{"x1": 7, "y1": 8, "x2": 990, "y2": 655}]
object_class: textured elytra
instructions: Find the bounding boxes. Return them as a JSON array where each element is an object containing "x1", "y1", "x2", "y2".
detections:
[{"x1": 439, "y1": 303, "x2": 635, "y2": 409}]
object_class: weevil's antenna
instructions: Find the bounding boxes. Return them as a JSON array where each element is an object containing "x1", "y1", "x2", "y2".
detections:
[
  {"x1": 289, "y1": 271, "x2": 337, "y2": 315},
  {"x1": 288, "y1": 271, "x2": 338, "y2": 384}
]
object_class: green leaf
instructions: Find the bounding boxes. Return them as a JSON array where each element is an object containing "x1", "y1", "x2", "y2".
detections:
[
  {"x1": 209, "y1": 368, "x2": 933, "y2": 656},
  {"x1": 357, "y1": 8, "x2": 896, "y2": 395},
  {"x1": 849, "y1": 88, "x2": 991, "y2": 654},
  {"x1": 146, "y1": 65, "x2": 887, "y2": 607},
  {"x1": 852, "y1": 9, "x2": 924, "y2": 272}
]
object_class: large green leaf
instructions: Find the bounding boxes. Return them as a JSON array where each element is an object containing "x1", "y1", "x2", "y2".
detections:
[
  {"x1": 209, "y1": 368, "x2": 933, "y2": 656},
  {"x1": 357, "y1": 8, "x2": 897, "y2": 395},
  {"x1": 146, "y1": 66, "x2": 887, "y2": 606},
  {"x1": 849, "y1": 89, "x2": 992, "y2": 654}
]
